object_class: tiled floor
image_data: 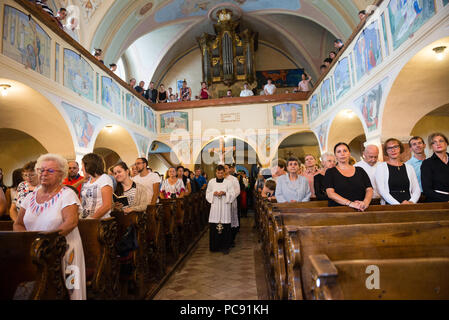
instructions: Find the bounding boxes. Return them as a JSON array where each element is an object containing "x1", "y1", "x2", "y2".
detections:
[{"x1": 154, "y1": 212, "x2": 267, "y2": 300}]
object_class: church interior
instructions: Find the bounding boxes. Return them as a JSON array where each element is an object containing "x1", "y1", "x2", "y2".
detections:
[{"x1": 0, "y1": 0, "x2": 449, "y2": 303}]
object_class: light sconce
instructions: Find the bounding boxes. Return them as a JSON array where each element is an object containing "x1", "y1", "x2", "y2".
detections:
[
  {"x1": 433, "y1": 46, "x2": 447, "y2": 61},
  {"x1": 105, "y1": 125, "x2": 113, "y2": 133},
  {"x1": 0, "y1": 84, "x2": 11, "y2": 97}
]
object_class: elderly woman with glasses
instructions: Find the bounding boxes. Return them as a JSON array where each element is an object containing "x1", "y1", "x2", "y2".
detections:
[
  {"x1": 421, "y1": 132, "x2": 449, "y2": 202},
  {"x1": 375, "y1": 138, "x2": 421, "y2": 205},
  {"x1": 13, "y1": 153, "x2": 86, "y2": 300},
  {"x1": 9, "y1": 161, "x2": 39, "y2": 221}
]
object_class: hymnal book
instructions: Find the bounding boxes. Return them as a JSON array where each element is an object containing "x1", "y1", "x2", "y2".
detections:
[{"x1": 113, "y1": 193, "x2": 129, "y2": 207}]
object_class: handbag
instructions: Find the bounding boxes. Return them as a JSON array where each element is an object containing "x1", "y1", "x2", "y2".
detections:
[{"x1": 116, "y1": 224, "x2": 138, "y2": 258}]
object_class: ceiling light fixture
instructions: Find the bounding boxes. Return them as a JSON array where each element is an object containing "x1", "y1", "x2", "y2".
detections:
[
  {"x1": 105, "y1": 125, "x2": 113, "y2": 133},
  {"x1": 433, "y1": 46, "x2": 447, "y2": 61},
  {"x1": 0, "y1": 84, "x2": 11, "y2": 97}
]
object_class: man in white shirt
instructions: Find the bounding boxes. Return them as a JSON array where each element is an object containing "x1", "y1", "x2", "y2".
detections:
[
  {"x1": 132, "y1": 157, "x2": 161, "y2": 205},
  {"x1": 264, "y1": 78, "x2": 276, "y2": 95},
  {"x1": 240, "y1": 83, "x2": 254, "y2": 97},
  {"x1": 354, "y1": 145, "x2": 380, "y2": 198}
]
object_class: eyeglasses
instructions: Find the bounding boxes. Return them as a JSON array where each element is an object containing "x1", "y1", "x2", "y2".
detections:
[
  {"x1": 135, "y1": 162, "x2": 144, "y2": 165},
  {"x1": 37, "y1": 168, "x2": 62, "y2": 174},
  {"x1": 23, "y1": 173, "x2": 37, "y2": 178},
  {"x1": 386, "y1": 145, "x2": 400, "y2": 151}
]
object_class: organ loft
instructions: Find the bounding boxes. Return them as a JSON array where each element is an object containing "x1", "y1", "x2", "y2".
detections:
[{"x1": 197, "y1": 7, "x2": 257, "y2": 96}]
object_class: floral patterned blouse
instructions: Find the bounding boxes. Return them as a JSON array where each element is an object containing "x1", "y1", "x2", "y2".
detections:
[
  {"x1": 15, "y1": 181, "x2": 37, "y2": 210},
  {"x1": 161, "y1": 178, "x2": 185, "y2": 198}
]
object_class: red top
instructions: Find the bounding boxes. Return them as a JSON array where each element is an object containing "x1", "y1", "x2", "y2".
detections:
[
  {"x1": 63, "y1": 175, "x2": 84, "y2": 196},
  {"x1": 200, "y1": 88, "x2": 209, "y2": 99}
]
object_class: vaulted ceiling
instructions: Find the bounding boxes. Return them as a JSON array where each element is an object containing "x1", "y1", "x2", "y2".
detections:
[{"x1": 88, "y1": 0, "x2": 371, "y2": 83}]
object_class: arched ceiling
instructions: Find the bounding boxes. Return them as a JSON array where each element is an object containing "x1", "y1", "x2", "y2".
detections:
[{"x1": 89, "y1": 0, "x2": 369, "y2": 83}]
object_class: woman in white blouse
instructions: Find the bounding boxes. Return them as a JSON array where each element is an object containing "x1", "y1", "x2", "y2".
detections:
[
  {"x1": 14, "y1": 154, "x2": 86, "y2": 300},
  {"x1": 375, "y1": 138, "x2": 421, "y2": 205},
  {"x1": 161, "y1": 167, "x2": 185, "y2": 199}
]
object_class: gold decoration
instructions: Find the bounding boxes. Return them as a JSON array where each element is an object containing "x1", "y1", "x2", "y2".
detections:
[{"x1": 216, "y1": 223, "x2": 224, "y2": 234}]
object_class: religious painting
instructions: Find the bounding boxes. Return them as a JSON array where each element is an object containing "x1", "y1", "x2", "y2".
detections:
[
  {"x1": 133, "y1": 133, "x2": 149, "y2": 157},
  {"x1": 160, "y1": 111, "x2": 189, "y2": 134},
  {"x1": 308, "y1": 94, "x2": 320, "y2": 123},
  {"x1": 354, "y1": 77, "x2": 390, "y2": 132},
  {"x1": 256, "y1": 69, "x2": 303, "y2": 89},
  {"x1": 388, "y1": 0, "x2": 436, "y2": 50},
  {"x1": 55, "y1": 43, "x2": 60, "y2": 82},
  {"x1": 353, "y1": 21, "x2": 383, "y2": 81},
  {"x1": 61, "y1": 101, "x2": 101, "y2": 148},
  {"x1": 125, "y1": 93, "x2": 142, "y2": 126},
  {"x1": 64, "y1": 49, "x2": 94, "y2": 101},
  {"x1": 381, "y1": 13, "x2": 390, "y2": 57},
  {"x1": 444, "y1": 0, "x2": 449, "y2": 6},
  {"x1": 155, "y1": 0, "x2": 300, "y2": 23},
  {"x1": 2, "y1": 6, "x2": 51, "y2": 78},
  {"x1": 333, "y1": 57, "x2": 351, "y2": 100},
  {"x1": 101, "y1": 76, "x2": 121, "y2": 115},
  {"x1": 320, "y1": 78, "x2": 333, "y2": 112},
  {"x1": 272, "y1": 103, "x2": 304, "y2": 126},
  {"x1": 143, "y1": 106, "x2": 156, "y2": 132},
  {"x1": 81, "y1": 0, "x2": 103, "y2": 21},
  {"x1": 314, "y1": 120, "x2": 330, "y2": 152}
]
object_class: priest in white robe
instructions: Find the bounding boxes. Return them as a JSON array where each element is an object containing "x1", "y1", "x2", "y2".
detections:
[
  {"x1": 206, "y1": 165, "x2": 235, "y2": 254},
  {"x1": 224, "y1": 164, "x2": 241, "y2": 246}
]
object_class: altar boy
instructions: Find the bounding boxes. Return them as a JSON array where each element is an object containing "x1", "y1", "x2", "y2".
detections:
[{"x1": 206, "y1": 165, "x2": 236, "y2": 254}]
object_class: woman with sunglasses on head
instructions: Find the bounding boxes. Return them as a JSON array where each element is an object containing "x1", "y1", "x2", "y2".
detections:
[
  {"x1": 421, "y1": 132, "x2": 449, "y2": 202},
  {"x1": 112, "y1": 162, "x2": 150, "y2": 214},
  {"x1": 10, "y1": 161, "x2": 39, "y2": 221},
  {"x1": 14, "y1": 153, "x2": 86, "y2": 299},
  {"x1": 324, "y1": 142, "x2": 373, "y2": 210},
  {"x1": 375, "y1": 138, "x2": 420, "y2": 205},
  {"x1": 160, "y1": 167, "x2": 185, "y2": 199}
]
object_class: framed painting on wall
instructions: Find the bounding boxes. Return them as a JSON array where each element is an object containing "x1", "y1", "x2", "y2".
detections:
[
  {"x1": 64, "y1": 48, "x2": 94, "y2": 101},
  {"x1": 333, "y1": 57, "x2": 351, "y2": 100},
  {"x1": 272, "y1": 103, "x2": 304, "y2": 126}
]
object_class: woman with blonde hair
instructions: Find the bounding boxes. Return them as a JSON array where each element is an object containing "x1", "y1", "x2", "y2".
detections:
[{"x1": 14, "y1": 153, "x2": 86, "y2": 299}]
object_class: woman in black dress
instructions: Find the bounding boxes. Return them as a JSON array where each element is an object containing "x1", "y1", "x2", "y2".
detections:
[
  {"x1": 324, "y1": 142, "x2": 373, "y2": 210},
  {"x1": 157, "y1": 84, "x2": 168, "y2": 103}
]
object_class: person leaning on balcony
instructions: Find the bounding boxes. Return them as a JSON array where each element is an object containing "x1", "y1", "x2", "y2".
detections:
[
  {"x1": 263, "y1": 78, "x2": 276, "y2": 95},
  {"x1": 129, "y1": 78, "x2": 136, "y2": 88},
  {"x1": 199, "y1": 82, "x2": 211, "y2": 99},
  {"x1": 294, "y1": 73, "x2": 312, "y2": 93},
  {"x1": 157, "y1": 84, "x2": 168, "y2": 103},
  {"x1": 240, "y1": 83, "x2": 254, "y2": 97},
  {"x1": 334, "y1": 39, "x2": 344, "y2": 53},
  {"x1": 320, "y1": 64, "x2": 327, "y2": 75},
  {"x1": 180, "y1": 81, "x2": 192, "y2": 101},
  {"x1": 36, "y1": 0, "x2": 55, "y2": 17},
  {"x1": 421, "y1": 132, "x2": 449, "y2": 202},
  {"x1": 324, "y1": 142, "x2": 373, "y2": 210},
  {"x1": 135, "y1": 81, "x2": 145, "y2": 96}
]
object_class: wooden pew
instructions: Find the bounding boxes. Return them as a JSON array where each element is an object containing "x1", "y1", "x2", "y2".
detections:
[
  {"x1": 267, "y1": 202, "x2": 449, "y2": 299},
  {"x1": 0, "y1": 230, "x2": 69, "y2": 299},
  {"x1": 111, "y1": 210, "x2": 150, "y2": 299},
  {"x1": 0, "y1": 221, "x2": 13, "y2": 231},
  {"x1": 146, "y1": 204, "x2": 166, "y2": 279},
  {"x1": 78, "y1": 217, "x2": 120, "y2": 299},
  {"x1": 310, "y1": 255, "x2": 449, "y2": 300},
  {"x1": 285, "y1": 220, "x2": 449, "y2": 300},
  {"x1": 160, "y1": 199, "x2": 180, "y2": 263}
]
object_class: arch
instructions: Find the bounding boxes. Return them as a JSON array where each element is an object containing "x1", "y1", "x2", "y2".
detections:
[
  {"x1": 0, "y1": 78, "x2": 75, "y2": 159},
  {"x1": 93, "y1": 125, "x2": 139, "y2": 167},
  {"x1": 381, "y1": 36, "x2": 449, "y2": 141},
  {"x1": 0, "y1": 128, "x2": 48, "y2": 185},
  {"x1": 273, "y1": 130, "x2": 320, "y2": 163},
  {"x1": 93, "y1": 147, "x2": 121, "y2": 171},
  {"x1": 193, "y1": 135, "x2": 261, "y2": 168},
  {"x1": 148, "y1": 140, "x2": 181, "y2": 173},
  {"x1": 327, "y1": 109, "x2": 367, "y2": 155}
]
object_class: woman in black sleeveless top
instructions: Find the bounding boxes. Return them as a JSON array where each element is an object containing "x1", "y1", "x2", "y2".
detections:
[{"x1": 157, "y1": 84, "x2": 168, "y2": 103}]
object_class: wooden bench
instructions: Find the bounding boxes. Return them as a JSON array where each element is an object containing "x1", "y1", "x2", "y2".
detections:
[
  {"x1": 0, "y1": 230, "x2": 69, "y2": 299},
  {"x1": 285, "y1": 220, "x2": 449, "y2": 300},
  {"x1": 111, "y1": 210, "x2": 150, "y2": 299},
  {"x1": 266, "y1": 202, "x2": 449, "y2": 299},
  {"x1": 146, "y1": 204, "x2": 166, "y2": 279},
  {"x1": 310, "y1": 255, "x2": 449, "y2": 300},
  {"x1": 160, "y1": 199, "x2": 180, "y2": 263},
  {"x1": 78, "y1": 217, "x2": 120, "y2": 299}
]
